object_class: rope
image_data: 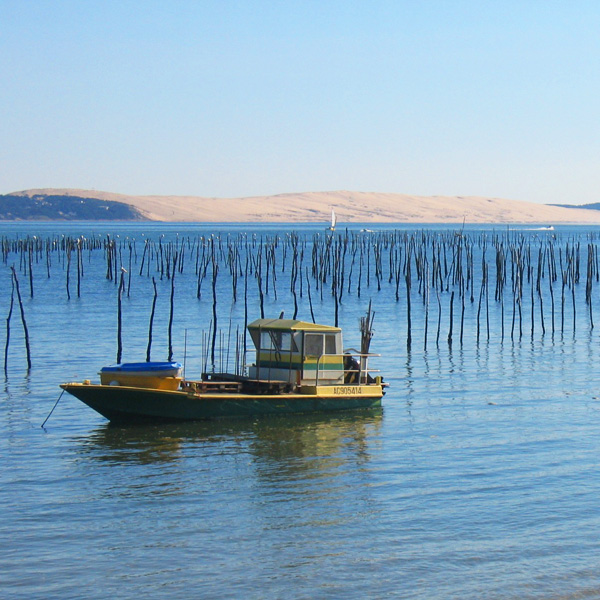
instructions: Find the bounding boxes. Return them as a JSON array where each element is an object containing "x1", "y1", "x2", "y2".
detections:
[{"x1": 41, "y1": 390, "x2": 64, "y2": 429}]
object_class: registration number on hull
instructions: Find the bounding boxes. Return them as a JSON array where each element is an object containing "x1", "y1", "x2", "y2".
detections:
[{"x1": 333, "y1": 386, "x2": 363, "y2": 395}]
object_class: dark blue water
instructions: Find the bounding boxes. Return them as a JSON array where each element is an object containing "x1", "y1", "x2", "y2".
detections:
[{"x1": 2, "y1": 222, "x2": 600, "y2": 599}]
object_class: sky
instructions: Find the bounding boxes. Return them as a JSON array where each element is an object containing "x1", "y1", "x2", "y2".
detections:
[{"x1": 1, "y1": 0, "x2": 599, "y2": 204}]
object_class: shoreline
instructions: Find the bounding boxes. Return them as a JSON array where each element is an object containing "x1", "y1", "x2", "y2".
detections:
[{"x1": 6, "y1": 188, "x2": 600, "y2": 224}]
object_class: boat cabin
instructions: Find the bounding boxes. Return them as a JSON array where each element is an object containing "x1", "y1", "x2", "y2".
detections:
[{"x1": 247, "y1": 318, "x2": 345, "y2": 386}]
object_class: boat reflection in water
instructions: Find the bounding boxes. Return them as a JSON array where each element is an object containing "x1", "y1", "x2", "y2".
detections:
[{"x1": 75, "y1": 408, "x2": 383, "y2": 468}]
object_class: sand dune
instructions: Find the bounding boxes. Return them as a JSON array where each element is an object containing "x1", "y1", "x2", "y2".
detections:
[{"x1": 13, "y1": 188, "x2": 600, "y2": 224}]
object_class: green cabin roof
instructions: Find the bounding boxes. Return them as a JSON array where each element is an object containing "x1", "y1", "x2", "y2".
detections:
[{"x1": 247, "y1": 318, "x2": 341, "y2": 333}]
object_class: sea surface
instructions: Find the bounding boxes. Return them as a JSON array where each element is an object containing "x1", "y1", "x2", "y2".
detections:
[{"x1": 2, "y1": 221, "x2": 600, "y2": 599}]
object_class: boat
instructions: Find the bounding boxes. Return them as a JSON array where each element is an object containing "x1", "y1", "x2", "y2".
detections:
[
  {"x1": 329, "y1": 208, "x2": 336, "y2": 231},
  {"x1": 60, "y1": 318, "x2": 387, "y2": 423}
]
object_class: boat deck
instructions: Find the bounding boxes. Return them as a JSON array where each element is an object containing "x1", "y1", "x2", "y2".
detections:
[{"x1": 194, "y1": 373, "x2": 295, "y2": 394}]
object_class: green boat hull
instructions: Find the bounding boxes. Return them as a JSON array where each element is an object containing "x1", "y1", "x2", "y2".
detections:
[{"x1": 60, "y1": 383, "x2": 383, "y2": 423}]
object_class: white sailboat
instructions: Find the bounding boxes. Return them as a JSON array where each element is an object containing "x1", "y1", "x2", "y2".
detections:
[{"x1": 329, "y1": 208, "x2": 337, "y2": 231}]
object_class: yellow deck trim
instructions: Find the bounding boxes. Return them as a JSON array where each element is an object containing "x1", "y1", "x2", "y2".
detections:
[{"x1": 61, "y1": 382, "x2": 384, "y2": 400}]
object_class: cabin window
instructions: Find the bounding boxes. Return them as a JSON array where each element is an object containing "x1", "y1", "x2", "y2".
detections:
[
  {"x1": 260, "y1": 330, "x2": 297, "y2": 352},
  {"x1": 304, "y1": 333, "x2": 338, "y2": 356},
  {"x1": 304, "y1": 333, "x2": 323, "y2": 357},
  {"x1": 278, "y1": 332, "x2": 295, "y2": 351},
  {"x1": 325, "y1": 334, "x2": 337, "y2": 355},
  {"x1": 260, "y1": 331, "x2": 273, "y2": 349}
]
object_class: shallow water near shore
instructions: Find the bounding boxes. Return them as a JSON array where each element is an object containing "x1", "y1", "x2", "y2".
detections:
[{"x1": 2, "y1": 222, "x2": 600, "y2": 599}]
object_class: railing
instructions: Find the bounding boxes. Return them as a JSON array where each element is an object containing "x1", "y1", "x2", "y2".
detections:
[
  {"x1": 314, "y1": 351, "x2": 381, "y2": 386},
  {"x1": 244, "y1": 349, "x2": 382, "y2": 388}
]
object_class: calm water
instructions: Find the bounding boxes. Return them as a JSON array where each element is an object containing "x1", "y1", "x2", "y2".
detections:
[{"x1": 2, "y1": 222, "x2": 600, "y2": 599}]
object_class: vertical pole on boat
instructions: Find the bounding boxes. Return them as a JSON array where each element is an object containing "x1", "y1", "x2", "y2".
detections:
[
  {"x1": 243, "y1": 252, "x2": 248, "y2": 364},
  {"x1": 225, "y1": 318, "x2": 232, "y2": 372},
  {"x1": 257, "y1": 247, "x2": 265, "y2": 319},
  {"x1": 360, "y1": 301, "x2": 374, "y2": 383},
  {"x1": 235, "y1": 326, "x2": 240, "y2": 376},
  {"x1": 183, "y1": 328, "x2": 187, "y2": 379},
  {"x1": 116, "y1": 268, "x2": 125, "y2": 364},
  {"x1": 168, "y1": 252, "x2": 177, "y2": 362},
  {"x1": 256, "y1": 325, "x2": 261, "y2": 382},
  {"x1": 210, "y1": 252, "x2": 218, "y2": 371}
]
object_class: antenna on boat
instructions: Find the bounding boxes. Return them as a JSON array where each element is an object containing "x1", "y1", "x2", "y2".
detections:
[
  {"x1": 360, "y1": 301, "x2": 375, "y2": 382},
  {"x1": 183, "y1": 328, "x2": 188, "y2": 380}
]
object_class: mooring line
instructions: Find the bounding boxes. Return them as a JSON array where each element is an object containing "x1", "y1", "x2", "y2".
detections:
[{"x1": 41, "y1": 390, "x2": 64, "y2": 429}]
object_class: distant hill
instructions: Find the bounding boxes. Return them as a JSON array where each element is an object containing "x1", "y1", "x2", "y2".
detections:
[
  {"x1": 4, "y1": 188, "x2": 600, "y2": 224},
  {"x1": 0, "y1": 193, "x2": 146, "y2": 221}
]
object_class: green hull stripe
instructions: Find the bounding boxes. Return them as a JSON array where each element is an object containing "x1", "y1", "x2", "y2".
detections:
[{"x1": 62, "y1": 384, "x2": 382, "y2": 423}]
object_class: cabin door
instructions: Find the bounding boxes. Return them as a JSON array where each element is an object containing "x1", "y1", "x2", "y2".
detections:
[{"x1": 302, "y1": 333, "x2": 342, "y2": 384}]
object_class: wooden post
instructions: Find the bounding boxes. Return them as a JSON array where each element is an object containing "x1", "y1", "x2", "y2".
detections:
[
  {"x1": 146, "y1": 277, "x2": 158, "y2": 362},
  {"x1": 4, "y1": 279, "x2": 14, "y2": 373},
  {"x1": 10, "y1": 266, "x2": 31, "y2": 370}
]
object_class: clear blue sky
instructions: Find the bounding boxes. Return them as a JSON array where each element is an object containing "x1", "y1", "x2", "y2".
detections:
[{"x1": 1, "y1": 0, "x2": 599, "y2": 204}]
